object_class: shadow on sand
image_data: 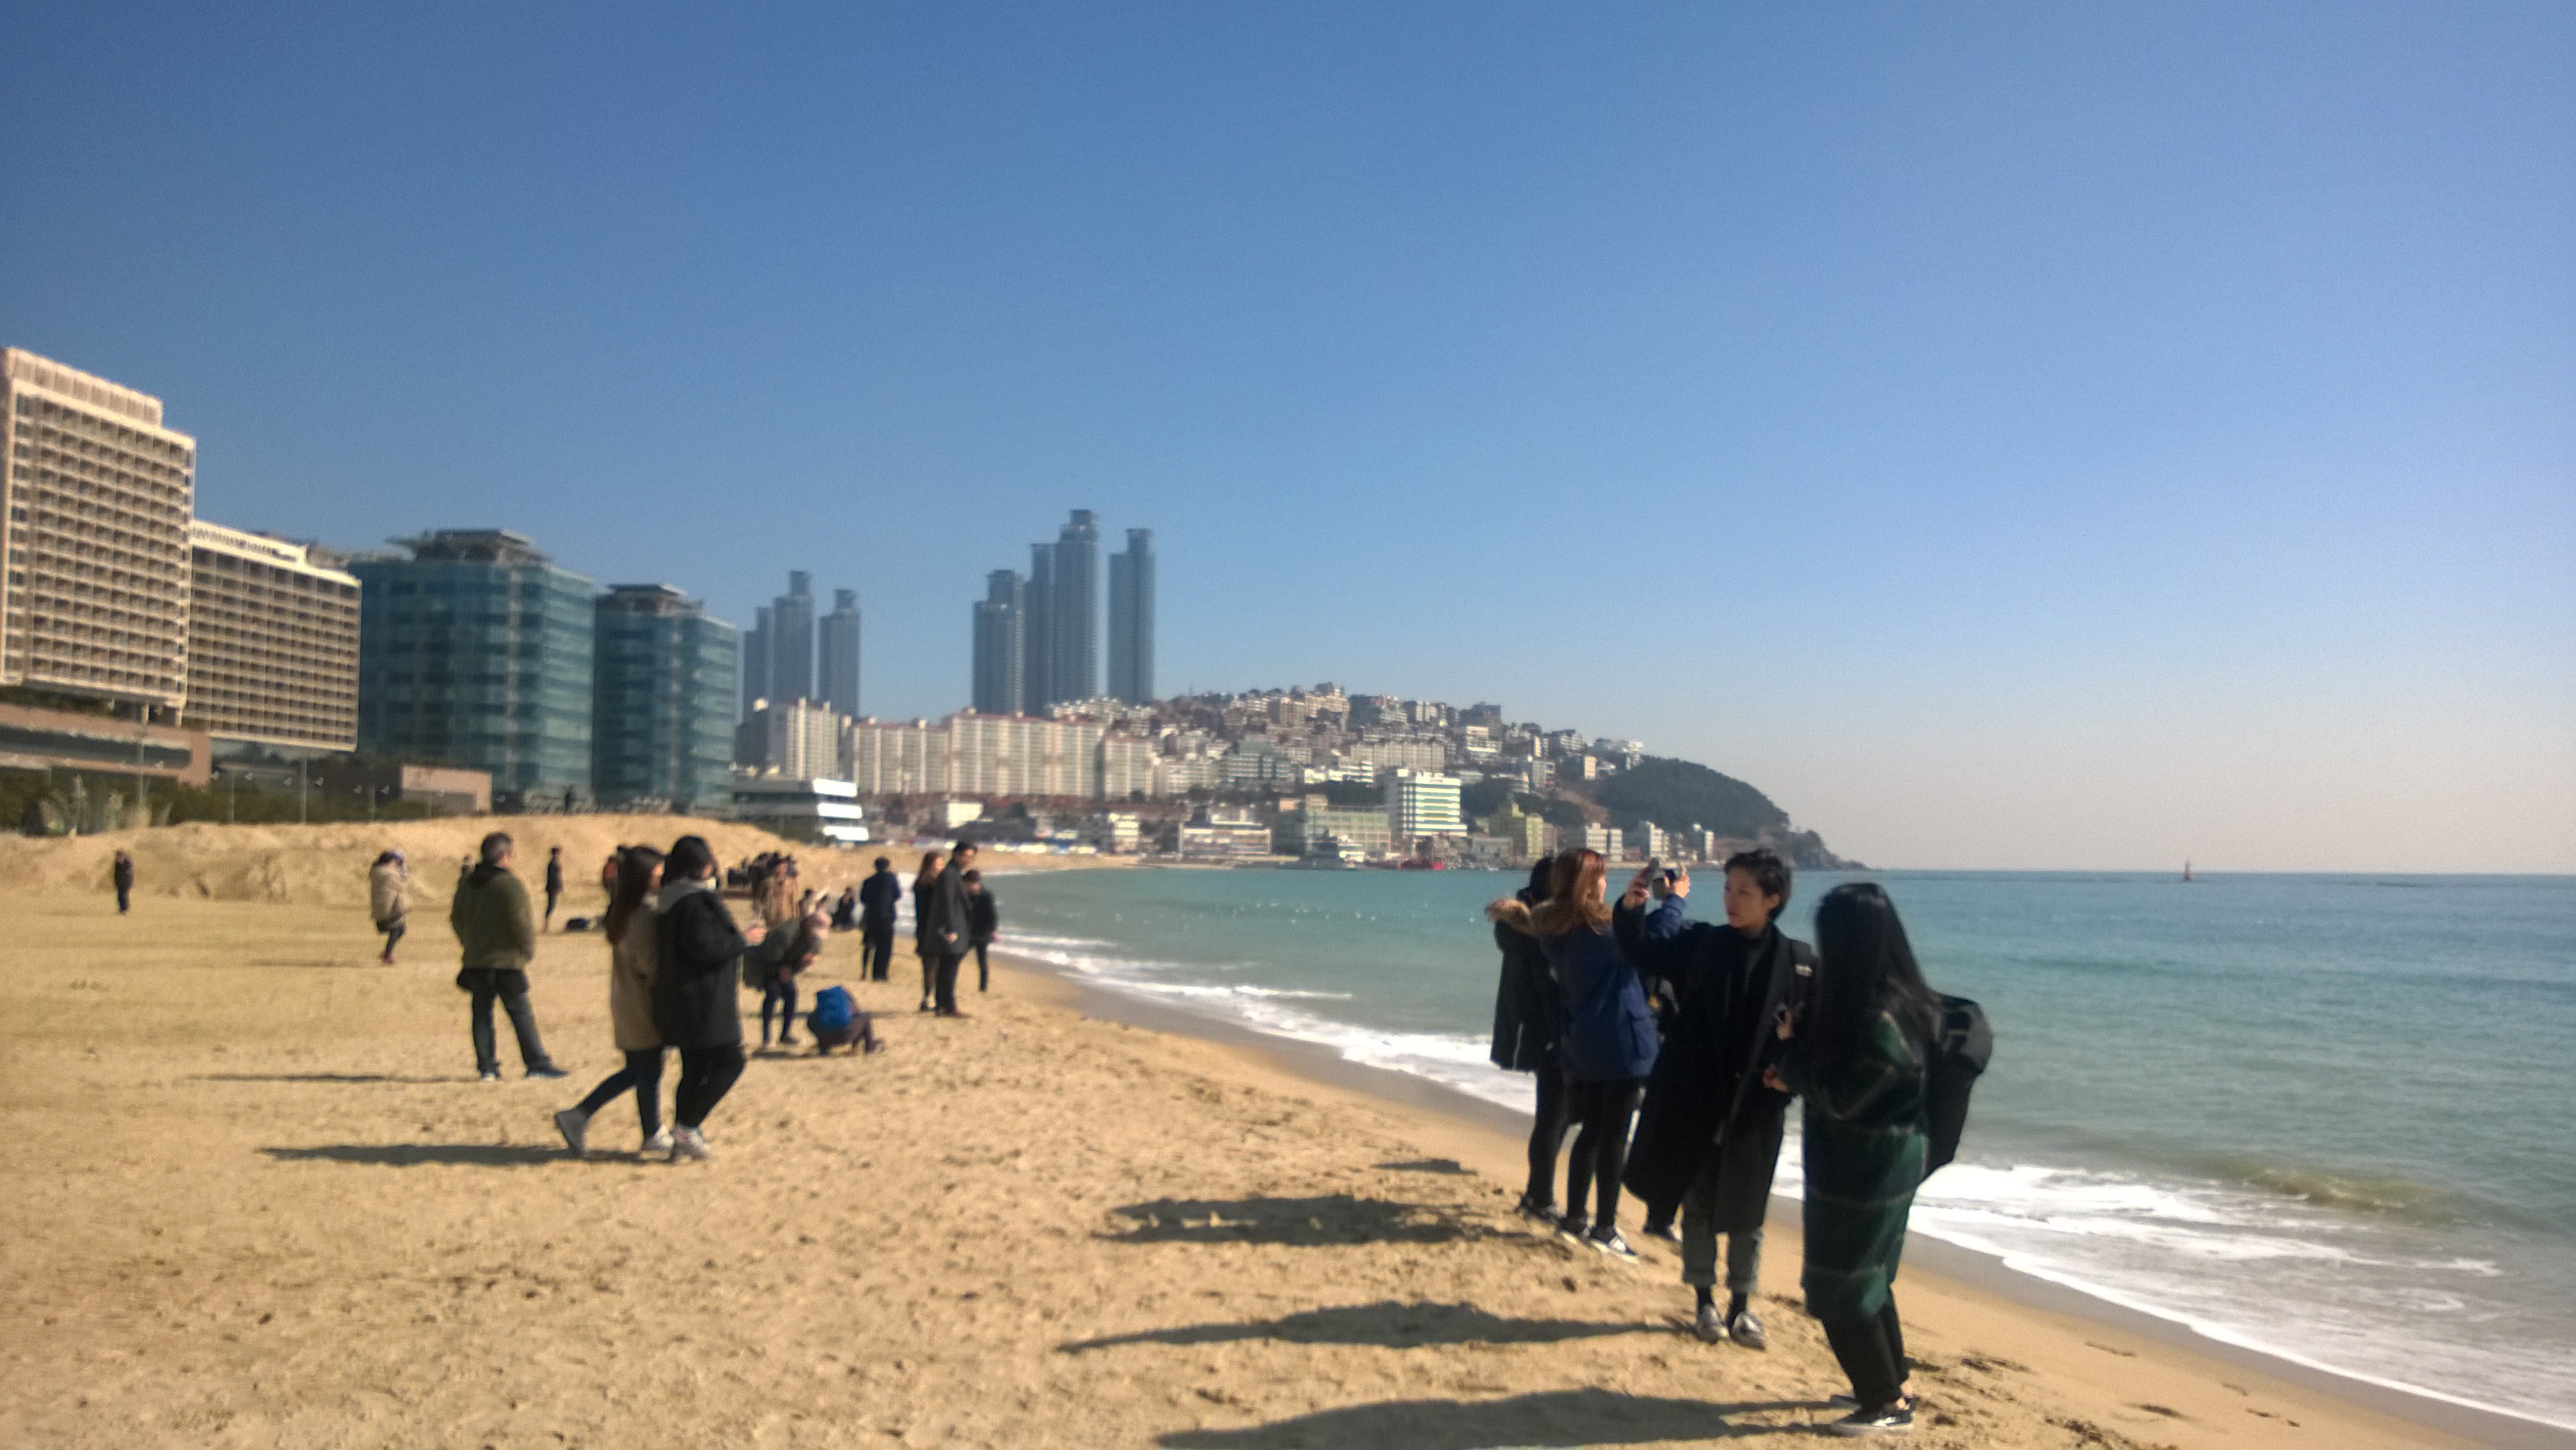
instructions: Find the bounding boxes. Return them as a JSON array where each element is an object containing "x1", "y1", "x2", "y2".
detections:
[
  {"x1": 264, "y1": 1143, "x2": 564, "y2": 1167},
  {"x1": 1157, "y1": 1388, "x2": 1820, "y2": 1447},
  {"x1": 198, "y1": 1072, "x2": 463, "y2": 1085},
  {"x1": 1102, "y1": 1195, "x2": 1488, "y2": 1248},
  {"x1": 1371, "y1": 1158, "x2": 1472, "y2": 1174},
  {"x1": 1062, "y1": 1301, "x2": 1658, "y2": 1354}
]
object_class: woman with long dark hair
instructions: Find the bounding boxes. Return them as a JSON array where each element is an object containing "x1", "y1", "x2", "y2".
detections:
[
  {"x1": 910, "y1": 850, "x2": 944, "y2": 1013},
  {"x1": 1488, "y1": 854, "x2": 1568, "y2": 1225},
  {"x1": 1488, "y1": 848, "x2": 1659, "y2": 1261},
  {"x1": 1775, "y1": 882, "x2": 1941, "y2": 1436},
  {"x1": 653, "y1": 834, "x2": 766, "y2": 1162},
  {"x1": 555, "y1": 845, "x2": 670, "y2": 1156}
]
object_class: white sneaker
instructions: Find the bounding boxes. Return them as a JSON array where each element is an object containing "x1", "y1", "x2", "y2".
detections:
[
  {"x1": 669, "y1": 1126, "x2": 714, "y2": 1162},
  {"x1": 553, "y1": 1107, "x2": 589, "y2": 1156},
  {"x1": 642, "y1": 1127, "x2": 673, "y2": 1156}
]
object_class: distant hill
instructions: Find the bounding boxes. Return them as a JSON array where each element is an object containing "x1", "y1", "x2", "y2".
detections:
[{"x1": 1568, "y1": 755, "x2": 1857, "y2": 869}]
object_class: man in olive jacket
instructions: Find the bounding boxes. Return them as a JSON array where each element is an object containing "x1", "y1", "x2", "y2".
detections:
[{"x1": 450, "y1": 831, "x2": 564, "y2": 1082}]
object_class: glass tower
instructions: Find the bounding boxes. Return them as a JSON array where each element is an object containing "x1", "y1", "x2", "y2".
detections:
[
  {"x1": 1107, "y1": 527, "x2": 1155, "y2": 705},
  {"x1": 593, "y1": 584, "x2": 738, "y2": 812}
]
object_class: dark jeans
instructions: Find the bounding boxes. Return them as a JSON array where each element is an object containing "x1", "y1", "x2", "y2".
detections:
[
  {"x1": 932, "y1": 953, "x2": 964, "y2": 1014},
  {"x1": 761, "y1": 979, "x2": 799, "y2": 1043},
  {"x1": 1563, "y1": 1076, "x2": 1645, "y2": 1231},
  {"x1": 917, "y1": 938, "x2": 936, "y2": 1003},
  {"x1": 575, "y1": 1048, "x2": 665, "y2": 1138},
  {"x1": 115, "y1": 884, "x2": 131, "y2": 913},
  {"x1": 379, "y1": 919, "x2": 407, "y2": 957},
  {"x1": 466, "y1": 968, "x2": 553, "y2": 1075},
  {"x1": 544, "y1": 890, "x2": 561, "y2": 926},
  {"x1": 862, "y1": 926, "x2": 893, "y2": 981},
  {"x1": 1821, "y1": 1295, "x2": 1910, "y2": 1407},
  {"x1": 1524, "y1": 1061, "x2": 1571, "y2": 1205},
  {"x1": 973, "y1": 942, "x2": 991, "y2": 991},
  {"x1": 673, "y1": 1045, "x2": 746, "y2": 1130}
]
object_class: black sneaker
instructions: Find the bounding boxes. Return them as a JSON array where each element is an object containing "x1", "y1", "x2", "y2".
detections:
[
  {"x1": 1826, "y1": 1399, "x2": 1913, "y2": 1436},
  {"x1": 478, "y1": 1070, "x2": 501, "y2": 1082},
  {"x1": 526, "y1": 1065, "x2": 569, "y2": 1080},
  {"x1": 1513, "y1": 1194, "x2": 1561, "y2": 1228},
  {"x1": 1554, "y1": 1216, "x2": 1590, "y2": 1246},
  {"x1": 1641, "y1": 1220, "x2": 1683, "y2": 1248},
  {"x1": 1585, "y1": 1228, "x2": 1640, "y2": 1264}
]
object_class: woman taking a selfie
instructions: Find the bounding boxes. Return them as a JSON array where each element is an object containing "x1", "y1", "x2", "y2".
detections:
[
  {"x1": 1772, "y1": 882, "x2": 1941, "y2": 1437},
  {"x1": 1488, "y1": 848, "x2": 1659, "y2": 1261}
]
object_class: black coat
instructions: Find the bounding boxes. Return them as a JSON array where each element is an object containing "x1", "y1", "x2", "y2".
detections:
[
  {"x1": 859, "y1": 870, "x2": 901, "y2": 932},
  {"x1": 1488, "y1": 889, "x2": 1559, "y2": 1072},
  {"x1": 967, "y1": 888, "x2": 999, "y2": 946},
  {"x1": 653, "y1": 882, "x2": 751, "y2": 1049},
  {"x1": 1617, "y1": 899, "x2": 1813, "y2": 1230}
]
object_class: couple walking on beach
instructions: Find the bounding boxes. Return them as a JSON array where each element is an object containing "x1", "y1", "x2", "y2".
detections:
[
  {"x1": 909, "y1": 841, "x2": 999, "y2": 1016},
  {"x1": 1490, "y1": 849, "x2": 1948, "y2": 1436}
]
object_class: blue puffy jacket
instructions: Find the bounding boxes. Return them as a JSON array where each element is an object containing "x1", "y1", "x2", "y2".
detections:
[{"x1": 1544, "y1": 923, "x2": 1660, "y2": 1082}]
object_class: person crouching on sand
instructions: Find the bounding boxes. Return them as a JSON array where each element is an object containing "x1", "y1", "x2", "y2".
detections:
[
  {"x1": 369, "y1": 850, "x2": 410, "y2": 965},
  {"x1": 1614, "y1": 848, "x2": 1812, "y2": 1351},
  {"x1": 652, "y1": 834, "x2": 765, "y2": 1163},
  {"x1": 1489, "y1": 854, "x2": 1569, "y2": 1227},
  {"x1": 556, "y1": 845, "x2": 672, "y2": 1157},
  {"x1": 1770, "y1": 882, "x2": 1940, "y2": 1437},
  {"x1": 1487, "y1": 848, "x2": 1658, "y2": 1262},
  {"x1": 757, "y1": 910, "x2": 828, "y2": 1049}
]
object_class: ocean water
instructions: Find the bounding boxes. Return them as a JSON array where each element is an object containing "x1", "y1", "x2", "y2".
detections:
[{"x1": 979, "y1": 867, "x2": 2576, "y2": 1431}]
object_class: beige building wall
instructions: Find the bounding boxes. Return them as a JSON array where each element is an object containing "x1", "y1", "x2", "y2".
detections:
[
  {"x1": 1, "y1": 348, "x2": 196, "y2": 711},
  {"x1": 184, "y1": 521, "x2": 360, "y2": 751}
]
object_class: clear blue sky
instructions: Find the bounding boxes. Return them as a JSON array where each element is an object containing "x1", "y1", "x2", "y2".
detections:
[{"x1": 5, "y1": 3, "x2": 2569, "y2": 870}]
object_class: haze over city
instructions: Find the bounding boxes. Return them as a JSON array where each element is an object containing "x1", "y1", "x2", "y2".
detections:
[{"x1": 4, "y1": 3, "x2": 2567, "y2": 872}]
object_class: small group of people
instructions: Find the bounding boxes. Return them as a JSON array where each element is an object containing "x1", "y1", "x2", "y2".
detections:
[
  {"x1": 907, "y1": 842, "x2": 999, "y2": 1016},
  {"x1": 1490, "y1": 849, "x2": 1946, "y2": 1436}
]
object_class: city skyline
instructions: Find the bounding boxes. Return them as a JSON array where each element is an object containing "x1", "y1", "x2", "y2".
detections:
[{"x1": 4, "y1": 6, "x2": 2567, "y2": 870}]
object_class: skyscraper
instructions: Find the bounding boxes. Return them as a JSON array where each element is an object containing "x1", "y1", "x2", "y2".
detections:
[
  {"x1": 1, "y1": 348, "x2": 195, "y2": 713},
  {"x1": 1107, "y1": 526, "x2": 1155, "y2": 705},
  {"x1": 741, "y1": 605, "x2": 772, "y2": 717},
  {"x1": 1049, "y1": 510, "x2": 1101, "y2": 704},
  {"x1": 818, "y1": 587, "x2": 861, "y2": 717},
  {"x1": 593, "y1": 584, "x2": 738, "y2": 811},
  {"x1": 1022, "y1": 542, "x2": 1055, "y2": 714},
  {"x1": 769, "y1": 570, "x2": 815, "y2": 703},
  {"x1": 353, "y1": 530, "x2": 595, "y2": 800},
  {"x1": 973, "y1": 569, "x2": 1025, "y2": 715}
]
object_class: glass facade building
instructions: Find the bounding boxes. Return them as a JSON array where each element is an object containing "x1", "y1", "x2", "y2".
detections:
[
  {"x1": 1107, "y1": 526, "x2": 1155, "y2": 705},
  {"x1": 593, "y1": 584, "x2": 737, "y2": 812},
  {"x1": 353, "y1": 530, "x2": 595, "y2": 801}
]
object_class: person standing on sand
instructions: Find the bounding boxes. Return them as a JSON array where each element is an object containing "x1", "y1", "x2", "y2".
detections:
[
  {"x1": 1490, "y1": 855, "x2": 1569, "y2": 1227},
  {"x1": 919, "y1": 842, "x2": 978, "y2": 1017},
  {"x1": 859, "y1": 857, "x2": 900, "y2": 982},
  {"x1": 450, "y1": 832, "x2": 566, "y2": 1082},
  {"x1": 1770, "y1": 882, "x2": 1939, "y2": 1437},
  {"x1": 556, "y1": 845, "x2": 672, "y2": 1156},
  {"x1": 600, "y1": 850, "x2": 622, "y2": 911},
  {"x1": 653, "y1": 834, "x2": 765, "y2": 1161},
  {"x1": 909, "y1": 850, "x2": 944, "y2": 1011},
  {"x1": 965, "y1": 869, "x2": 998, "y2": 993},
  {"x1": 543, "y1": 846, "x2": 566, "y2": 931},
  {"x1": 1487, "y1": 848, "x2": 1657, "y2": 1262},
  {"x1": 1615, "y1": 848, "x2": 1811, "y2": 1351},
  {"x1": 369, "y1": 850, "x2": 410, "y2": 965},
  {"x1": 112, "y1": 850, "x2": 134, "y2": 914}
]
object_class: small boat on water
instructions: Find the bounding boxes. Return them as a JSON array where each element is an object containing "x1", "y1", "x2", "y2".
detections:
[{"x1": 2182, "y1": 859, "x2": 2195, "y2": 882}]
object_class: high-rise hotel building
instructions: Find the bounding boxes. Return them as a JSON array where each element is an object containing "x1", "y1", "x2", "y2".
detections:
[
  {"x1": 183, "y1": 521, "x2": 360, "y2": 751},
  {"x1": 1107, "y1": 526, "x2": 1155, "y2": 705},
  {"x1": 0, "y1": 349, "x2": 195, "y2": 712}
]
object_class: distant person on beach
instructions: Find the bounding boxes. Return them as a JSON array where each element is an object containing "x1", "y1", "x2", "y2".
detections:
[
  {"x1": 965, "y1": 869, "x2": 998, "y2": 993},
  {"x1": 859, "y1": 858, "x2": 900, "y2": 982},
  {"x1": 450, "y1": 832, "x2": 565, "y2": 1082},
  {"x1": 556, "y1": 845, "x2": 672, "y2": 1156},
  {"x1": 1770, "y1": 882, "x2": 1939, "y2": 1436},
  {"x1": 653, "y1": 834, "x2": 766, "y2": 1162},
  {"x1": 1616, "y1": 848, "x2": 1811, "y2": 1351},
  {"x1": 756, "y1": 909, "x2": 828, "y2": 1049},
  {"x1": 1487, "y1": 848, "x2": 1657, "y2": 1262},
  {"x1": 919, "y1": 842, "x2": 978, "y2": 1017},
  {"x1": 830, "y1": 887, "x2": 857, "y2": 932},
  {"x1": 1490, "y1": 854, "x2": 1569, "y2": 1226},
  {"x1": 543, "y1": 847, "x2": 565, "y2": 931},
  {"x1": 910, "y1": 850, "x2": 945, "y2": 1011},
  {"x1": 369, "y1": 850, "x2": 409, "y2": 965},
  {"x1": 112, "y1": 850, "x2": 134, "y2": 914}
]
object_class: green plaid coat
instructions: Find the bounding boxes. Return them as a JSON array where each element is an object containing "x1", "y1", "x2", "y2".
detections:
[{"x1": 1780, "y1": 1010, "x2": 1929, "y2": 1323}]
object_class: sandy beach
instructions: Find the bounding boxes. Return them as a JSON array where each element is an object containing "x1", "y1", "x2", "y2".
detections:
[{"x1": 0, "y1": 821, "x2": 2530, "y2": 1447}]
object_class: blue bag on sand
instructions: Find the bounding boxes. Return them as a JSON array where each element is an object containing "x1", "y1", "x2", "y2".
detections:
[{"x1": 809, "y1": 985, "x2": 856, "y2": 1035}]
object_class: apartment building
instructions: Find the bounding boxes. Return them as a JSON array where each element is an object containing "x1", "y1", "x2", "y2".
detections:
[
  {"x1": 1, "y1": 349, "x2": 195, "y2": 711},
  {"x1": 181, "y1": 521, "x2": 360, "y2": 752},
  {"x1": 738, "y1": 696, "x2": 843, "y2": 781},
  {"x1": 1386, "y1": 768, "x2": 1465, "y2": 847},
  {"x1": 846, "y1": 711, "x2": 1163, "y2": 801}
]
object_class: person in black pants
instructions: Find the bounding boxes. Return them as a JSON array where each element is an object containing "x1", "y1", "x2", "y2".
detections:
[
  {"x1": 965, "y1": 869, "x2": 999, "y2": 992},
  {"x1": 653, "y1": 834, "x2": 765, "y2": 1162},
  {"x1": 857, "y1": 857, "x2": 900, "y2": 982},
  {"x1": 1487, "y1": 848, "x2": 1659, "y2": 1261},
  {"x1": 910, "y1": 850, "x2": 945, "y2": 1010},
  {"x1": 112, "y1": 850, "x2": 134, "y2": 914},
  {"x1": 759, "y1": 911, "x2": 825, "y2": 1049},
  {"x1": 919, "y1": 841, "x2": 978, "y2": 1016},
  {"x1": 1489, "y1": 855, "x2": 1568, "y2": 1225},
  {"x1": 542, "y1": 847, "x2": 565, "y2": 931}
]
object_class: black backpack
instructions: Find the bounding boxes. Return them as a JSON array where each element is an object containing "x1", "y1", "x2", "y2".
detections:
[{"x1": 1922, "y1": 995, "x2": 1992, "y2": 1176}]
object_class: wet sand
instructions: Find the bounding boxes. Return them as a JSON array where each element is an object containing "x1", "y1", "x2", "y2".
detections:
[{"x1": 0, "y1": 826, "x2": 2535, "y2": 1447}]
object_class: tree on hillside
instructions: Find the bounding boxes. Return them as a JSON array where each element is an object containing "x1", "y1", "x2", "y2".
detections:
[{"x1": 1580, "y1": 755, "x2": 1790, "y2": 840}]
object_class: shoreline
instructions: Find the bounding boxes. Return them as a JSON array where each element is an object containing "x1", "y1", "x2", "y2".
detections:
[{"x1": 991, "y1": 944, "x2": 2576, "y2": 1450}]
